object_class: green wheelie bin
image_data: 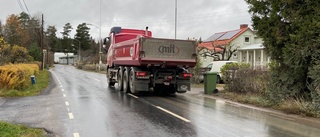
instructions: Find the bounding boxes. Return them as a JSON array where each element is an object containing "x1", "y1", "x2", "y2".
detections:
[{"x1": 204, "y1": 72, "x2": 219, "y2": 94}]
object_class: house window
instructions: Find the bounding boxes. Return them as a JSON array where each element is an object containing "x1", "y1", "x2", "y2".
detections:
[{"x1": 245, "y1": 37, "x2": 250, "y2": 43}]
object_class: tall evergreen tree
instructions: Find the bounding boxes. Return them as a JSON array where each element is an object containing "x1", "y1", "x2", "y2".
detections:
[
  {"x1": 61, "y1": 23, "x2": 73, "y2": 52},
  {"x1": 245, "y1": 0, "x2": 320, "y2": 101},
  {"x1": 46, "y1": 25, "x2": 58, "y2": 52},
  {"x1": 74, "y1": 23, "x2": 91, "y2": 51}
]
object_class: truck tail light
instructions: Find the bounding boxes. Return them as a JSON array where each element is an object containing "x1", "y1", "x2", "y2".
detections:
[
  {"x1": 183, "y1": 73, "x2": 192, "y2": 78},
  {"x1": 136, "y1": 71, "x2": 146, "y2": 77},
  {"x1": 135, "y1": 71, "x2": 149, "y2": 79}
]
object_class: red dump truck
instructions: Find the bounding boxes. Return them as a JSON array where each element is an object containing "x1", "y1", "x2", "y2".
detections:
[{"x1": 103, "y1": 27, "x2": 197, "y2": 94}]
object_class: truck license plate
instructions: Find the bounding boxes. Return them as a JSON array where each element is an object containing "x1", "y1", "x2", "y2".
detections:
[{"x1": 163, "y1": 82, "x2": 170, "y2": 86}]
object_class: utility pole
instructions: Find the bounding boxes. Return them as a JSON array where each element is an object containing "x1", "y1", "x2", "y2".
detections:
[
  {"x1": 99, "y1": 0, "x2": 102, "y2": 71},
  {"x1": 175, "y1": 0, "x2": 177, "y2": 39},
  {"x1": 46, "y1": 43, "x2": 49, "y2": 69},
  {"x1": 41, "y1": 14, "x2": 44, "y2": 70}
]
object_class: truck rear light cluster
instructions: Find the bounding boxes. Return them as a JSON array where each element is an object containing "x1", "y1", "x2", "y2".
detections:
[
  {"x1": 135, "y1": 71, "x2": 149, "y2": 79},
  {"x1": 183, "y1": 73, "x2": 192, "y2": 78},
  {"x1": 136, "y1": 71, "x2": 146, "y2": 77}
]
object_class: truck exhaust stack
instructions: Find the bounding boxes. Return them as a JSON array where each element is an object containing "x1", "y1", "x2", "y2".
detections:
[{"x1": 145, "y1": 26, "x2": 148, "y2": 36}]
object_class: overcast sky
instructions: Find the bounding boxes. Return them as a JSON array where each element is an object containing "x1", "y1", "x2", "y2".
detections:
[{"x1": 0, "y1": 0, "x2": 251, "y2": 41}]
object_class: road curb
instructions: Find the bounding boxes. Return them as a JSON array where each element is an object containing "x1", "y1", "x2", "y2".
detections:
[{"x1": 190, "y1": 87, "x2": 320, "y2": 129}]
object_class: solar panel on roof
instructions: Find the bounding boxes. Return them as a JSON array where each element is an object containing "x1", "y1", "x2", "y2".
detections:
[
  {"x1": 204, "y1": 32, "x2": 225, "y2": 42},
  {"x1": 218, "y1": 29, "x2": 241, "y2": 40}
]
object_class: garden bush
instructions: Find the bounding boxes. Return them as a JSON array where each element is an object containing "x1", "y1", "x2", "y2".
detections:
[{"x1": 221, "y1": 63, "x2": 269, "y2": 95}]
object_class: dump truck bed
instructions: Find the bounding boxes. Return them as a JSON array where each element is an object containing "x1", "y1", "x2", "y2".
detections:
[{"x1": 113, "y1": 37, "x2": 197, "y2": 67}]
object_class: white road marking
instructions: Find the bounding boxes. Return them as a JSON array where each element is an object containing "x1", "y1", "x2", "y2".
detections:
[
  {"x1": 94, "y1": 78, "x2": 100, "y2": 82},
  {"x1": 67, "y1": 108, "x2": 70, "y2": 111},
  {"x1": 73, "y1": 133, "x2": 80, "y2": 137},
  {"x1": 63, "y1": 94, "x2": 66, "y2": 97},
  {"x1": 60, "y1": 85, "x2": 63, "y2": 88},
  {"x1": 128, "y1": 93, "x2": 139, "y2": 99},
  {"x1": 68, "y1": 113, "x2": 74, "y2": 119},
  {"x1": 62, "y1": 89, "x2": 64, "y2": 91},
  {"x1": 155, "y1": 106, "x2": 191, "y2": 123},
  {"x1": 65, "y1": 102, "x2": 69, "y2": 106}
]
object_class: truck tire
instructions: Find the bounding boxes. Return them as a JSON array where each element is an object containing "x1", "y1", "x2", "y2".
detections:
[
  {"x1": 129, "y1": 68, "x2": 137, "y2": 94},
  {"x1": 123, "y1": 68, "x2": 130, "y2": 93},
  {"x1": 117, "y1": 67, "x2": 124, "y2": 91},
  {"x1": 106, "y1": 67, "x2": 115, "y2": 87}
]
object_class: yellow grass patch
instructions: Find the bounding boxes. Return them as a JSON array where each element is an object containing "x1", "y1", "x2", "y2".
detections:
[{"x1": 0, "y1": 64, "x2": 39, "y2": 90}]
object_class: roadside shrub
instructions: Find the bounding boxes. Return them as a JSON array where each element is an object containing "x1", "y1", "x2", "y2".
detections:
[
  {"x1": 307, "y1": 60, "x2": 320, "y2": 112},
  {"x1": 221, "y1": 63, "x2": 269, "y2": 95},
  {"x1": 0, "y1": 64, "x2": 39, "y2": 90},
  {"x1": 278, "y1": 98, "x2": 320, "y2": 117},
  {"x1": 82, "y1": 64, "x2": 96, "y2": 71},
  {"x1": 190, "y1": 57, "x2": 203, "y2": 84}
]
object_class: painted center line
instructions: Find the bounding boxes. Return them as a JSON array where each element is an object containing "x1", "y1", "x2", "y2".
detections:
[
  {"x1": 128, "y1": 93, "x2": 139, "y2": 99},
  {"x1": 60, "y1": 85, "x2": 63, "y2": 88},
  {"x1": 155, "y1": 106, "x2": 191, "y2": 123},
  {"x1": 62, "y1": 89, "x2": 64, "y2": 91},
  {"x1": 63, "y1": 94, "x2": 66, "y2": 97},
  {"x1": 68, "y1": 113, "x2": 74, "y2": 119},
  {"x1": 73, "y1": 133, "x2": 80, "y2": 137},
  {"x1": 65, "y1": 102, "x2": 69, "y2": 106}
]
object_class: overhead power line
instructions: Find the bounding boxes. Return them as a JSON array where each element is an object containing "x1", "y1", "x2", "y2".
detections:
[
  {"x1": 17, "y1": 0, "x2": 26, "y2": 13},
  {"x1": 16, "y1": 0, "x2": 31, "y2": 18},
  {"x1": 22, "y1": 0, "x2": 31, "y2": 15}
]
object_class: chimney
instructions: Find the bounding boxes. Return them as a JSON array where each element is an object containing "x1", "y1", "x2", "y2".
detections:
[{"x1": 240, "y1": 24, "x2": 248, "y2": 29}]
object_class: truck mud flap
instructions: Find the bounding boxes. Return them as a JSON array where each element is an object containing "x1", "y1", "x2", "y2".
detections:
[
  {"x1": 176, "y1": 80, "x2": 190, "y2": 93},
  {"x1": 133, "y1": 80, "x2": 149, "y2": 92}
]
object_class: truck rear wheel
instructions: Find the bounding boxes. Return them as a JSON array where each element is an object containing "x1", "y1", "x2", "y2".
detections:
[
  {"x1": 117, "y1": 67, "x2": 124, "y2": 91},
  {"x1": 123, "y1": 68, "x2": 130, "y2": 93},
  {"x1": 129, "y1": 69, "x2": 137, "y2": 94},
  {"x1": 106, "y1": 68, "x2": 115, "y2": 87}
]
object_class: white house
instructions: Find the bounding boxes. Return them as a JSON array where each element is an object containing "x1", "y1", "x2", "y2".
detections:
[{"x1": 198, "y1": 24, "x2": 270, "y2": 68}]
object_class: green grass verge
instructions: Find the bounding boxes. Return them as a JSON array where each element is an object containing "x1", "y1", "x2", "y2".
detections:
[
  {"x1": 0, "y1": 121, "x2": 44, "y2": 137},
  {"x1": 191, "y1": 83, "x2": 224, "y2": 88},
  {"x1": 214, "y1": 91, "x2": 320, "y2": 118},
  {"x1": 0, "y1": 70, "x2": 49, "y2": 97}
]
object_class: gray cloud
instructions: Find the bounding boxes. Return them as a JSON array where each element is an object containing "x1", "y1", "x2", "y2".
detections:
[{"x1": 0, "y1": 0, "x2": 251, "y2": 40}]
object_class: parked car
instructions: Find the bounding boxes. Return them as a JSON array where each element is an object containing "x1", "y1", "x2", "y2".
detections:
[{"x1": 199, "y1": 61, "x2": 237, "y2": 83}]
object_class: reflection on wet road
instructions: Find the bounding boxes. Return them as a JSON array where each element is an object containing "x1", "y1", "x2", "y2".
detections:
[{"x1": 1, "y1": 64, "x2": 319, "y2": 137}]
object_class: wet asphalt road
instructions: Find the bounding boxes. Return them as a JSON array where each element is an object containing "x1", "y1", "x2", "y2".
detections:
[{"x1": 1, "y1": 64, "x2": 320, "y2": 137}]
